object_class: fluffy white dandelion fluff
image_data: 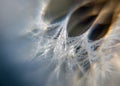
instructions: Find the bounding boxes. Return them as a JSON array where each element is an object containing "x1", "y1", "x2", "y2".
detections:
[{"x1": 29, "y1": 0, "x2": 120, "y2": 86}]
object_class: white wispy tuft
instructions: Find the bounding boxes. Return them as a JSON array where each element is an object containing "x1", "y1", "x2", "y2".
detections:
[{"x1": 27, "y1": 4, "x2": 120, "y2": 86}]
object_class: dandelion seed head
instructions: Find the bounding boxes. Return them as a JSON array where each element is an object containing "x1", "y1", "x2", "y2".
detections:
[{"x1": 29, "y1": 1, "x2": 120, "y2": 86}]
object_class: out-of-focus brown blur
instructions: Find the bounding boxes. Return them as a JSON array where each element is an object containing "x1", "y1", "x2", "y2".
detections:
[
  {"x1": 42, "y1": 0, "x2": 120, "y2": 40},
  {"x1": 67, "y1": 0, "x2": 120, "y2": 40}
]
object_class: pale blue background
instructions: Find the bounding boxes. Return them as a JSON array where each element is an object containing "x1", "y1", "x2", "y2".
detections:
[{"x1": 0, "y1": 0, "x2": 51, "y2": 86}]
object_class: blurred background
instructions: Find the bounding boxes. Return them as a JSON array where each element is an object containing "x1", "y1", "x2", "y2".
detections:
[{"x1": 0, "y1": 0, "x2": 49, "y2": 86}]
